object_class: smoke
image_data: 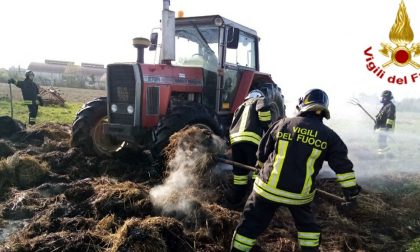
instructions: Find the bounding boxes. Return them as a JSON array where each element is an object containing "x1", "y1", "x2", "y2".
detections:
[
  {"x1": 283, "y1": 95, "x2": 420, "y2": 185},
  {"x1": 300, "y1": 97, "x2": 420, "y2": 183},
  {"x1": 149, "y1": 126, "x2": 227, "y2": 217}
]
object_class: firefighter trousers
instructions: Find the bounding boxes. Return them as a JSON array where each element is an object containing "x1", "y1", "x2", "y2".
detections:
[
  {"x1": 231, "y1": 191, "x2": 321, "y2": 252},
  {"x1": 27, "y1": 104, "x2": 38, "y2": 125},
  {"x1": 230, "y1": 142, "x2": 258, "y2": 203}
]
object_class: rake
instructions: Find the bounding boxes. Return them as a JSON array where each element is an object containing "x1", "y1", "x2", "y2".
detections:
[
  {"x1": 348, "y1": 97, "x2": 376, "y2": 123},
  {"x1": 8, "y1": 81, "x2": 14, "y2": 118},
  {"x1": 217, "y1": 157, "x2": 347, "y2": 203}
]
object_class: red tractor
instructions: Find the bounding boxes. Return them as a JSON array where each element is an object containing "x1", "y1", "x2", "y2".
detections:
[{"x1": 71, "y1": 1, "x2": 285, "y2": 158}]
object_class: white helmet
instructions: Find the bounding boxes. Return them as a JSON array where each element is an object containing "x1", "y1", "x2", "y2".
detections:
[{"x1": 245, "y1": 89, "x2": 264, "y2": 100}]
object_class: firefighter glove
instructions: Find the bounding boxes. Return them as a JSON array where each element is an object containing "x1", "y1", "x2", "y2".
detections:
[
  {"x1": 342, "y1": 184, "x2": 361, "y2": 202},
  {"x1": 37, "y1": 95, "x2": 44, "y2": 106},
  {"x1": 7, "y1": 78, "x2": 16, "y2": 84}
]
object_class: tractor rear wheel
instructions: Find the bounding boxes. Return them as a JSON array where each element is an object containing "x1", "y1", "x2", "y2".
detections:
[
  {"x1": 152, "y1": 102, "x2": 222, "y2": 157},
  {"x1": 71, "y1": 97, "x2": 126, "y2": 156}
]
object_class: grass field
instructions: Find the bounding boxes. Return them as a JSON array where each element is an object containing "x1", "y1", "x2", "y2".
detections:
[{"x1": 0, "y1": 83, "x2": 106, "y2": 124}]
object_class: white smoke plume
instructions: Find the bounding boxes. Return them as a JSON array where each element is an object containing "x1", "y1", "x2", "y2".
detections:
[
  {"x1": 149, "y1": 126, "x2": 227, "y2": 216},
  {"x1": 283, "y1": 95, "x2": 420, "y2": 182}
]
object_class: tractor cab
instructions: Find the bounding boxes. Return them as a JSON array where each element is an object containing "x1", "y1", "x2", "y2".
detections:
[{"x1": 151, "y1": 15, "x2": 260, "y2": 114}]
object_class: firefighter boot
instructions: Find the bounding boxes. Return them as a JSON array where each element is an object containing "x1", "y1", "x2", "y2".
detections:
[
  {"x1": 301, "y1": 247, "x2": 320, "y2": 252},
  {"x1": 28, "y1": 116, "x2": 36, "y2": 125}
]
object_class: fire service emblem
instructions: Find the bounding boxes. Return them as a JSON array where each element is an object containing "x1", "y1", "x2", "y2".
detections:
[
  {"x1": 364, "y1": 0, "x2": 420, "y2": 85},
  {"x1": 380, "y1": 1, "x2": 419, "y2": 69}
]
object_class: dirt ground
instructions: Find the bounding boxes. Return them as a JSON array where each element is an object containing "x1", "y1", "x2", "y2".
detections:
[{"x1": 0, "y1": 117, "x2": 419, "y2": 252}]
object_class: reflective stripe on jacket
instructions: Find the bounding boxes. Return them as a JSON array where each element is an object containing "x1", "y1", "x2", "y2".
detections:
[
  {"x1": 375, "y1": 102, "x2": 396, "y2": 130},
  {"x1": 229, "y1": 97, "x2": 271, "y2": 145},
  {"x1": 255, "y1": 114, "x2": 356, "y2": 205}
]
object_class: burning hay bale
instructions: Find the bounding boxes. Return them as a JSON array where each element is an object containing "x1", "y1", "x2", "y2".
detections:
[
  {"x1": 163, "y1": 125, "x2": 227, "y2": 175},
  {"x1": 151, "y1": 126, "x2": 227, "y2": 218}
]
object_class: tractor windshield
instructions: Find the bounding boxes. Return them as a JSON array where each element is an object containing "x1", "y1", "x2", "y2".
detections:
[{"x1": 172, "y1": 25, "x2": 219, "y2": 72}]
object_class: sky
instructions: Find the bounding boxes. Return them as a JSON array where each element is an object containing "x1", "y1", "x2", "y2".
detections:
[{"x1": 1, "y1": 0, "x2": 420, "y2": 104}]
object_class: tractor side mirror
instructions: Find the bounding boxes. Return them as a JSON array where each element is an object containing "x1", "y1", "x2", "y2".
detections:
[
  {"x1": 149, "y1": 32, "x2": 158, "y2": 51},
  {"x1": 227, "y1": 27, "x2": 239, "y2": 49}
]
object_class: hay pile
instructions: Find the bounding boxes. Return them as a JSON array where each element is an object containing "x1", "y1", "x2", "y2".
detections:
[
  {"x1": 0, "y1": 119, "x2": 419, "y2": 251},
  {"x1": 0, "y1": 116, "x2": 25, "y2": 138},
  {"x1": 150, "y1": 125, "x2": 228, "y2": 218},
  {"x1": 0, "y1": 153, "x2": 49, "y2": 197}
]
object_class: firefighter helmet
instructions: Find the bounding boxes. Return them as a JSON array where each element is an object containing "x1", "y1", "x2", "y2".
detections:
[
  {"x1": 381, "y1": 90, "x2": 393, "y2": 103},
  {"x1": 25, "y1": 70, "x2": 35, "y2": 80},
  {"x1": 245, "y1": 89, "x2": 264, "y2": 100},
  {"x1": 297, "y1": 89, "x2": 330, "y2": 119}
]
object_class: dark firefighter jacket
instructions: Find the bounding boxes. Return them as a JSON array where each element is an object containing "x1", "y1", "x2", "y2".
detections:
[
  {"x1": 16, "y1": 79, "x2": 39, "y2": 104},
  {"x1": 254, "y1": 114, "x2": 356, "y2": 205},
  {"x1": 229, "y1": 97, "x2": 271, "y2": 146},
  {"x1": 375, "y1": 102, "x2": 396, "y2": 130}
]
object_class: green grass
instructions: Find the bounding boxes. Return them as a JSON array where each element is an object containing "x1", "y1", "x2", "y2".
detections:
[
  {"x1": 0, "y1": 100, "x2": 83, "y2": 125},
  {"x1": 407, "y1": 238, "x2": 420, "y2": 252}
]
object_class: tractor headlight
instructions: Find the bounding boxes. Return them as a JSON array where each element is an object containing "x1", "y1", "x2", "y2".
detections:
[
  {"x1": 127, "y1": 105, "x2": 134, "y2": 114},
  {"x1": 111, "y1": 104, "x2": 118, "y2": 113}
]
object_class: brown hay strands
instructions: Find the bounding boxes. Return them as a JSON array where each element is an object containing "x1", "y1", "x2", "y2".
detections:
[
  {"x1": 0, "y1": 153, "x2": 49, "y2": 194},
  {"x1": 111, "y1": 217, "x2": 167, "y2": 252},
  {"x1": 163, "y1": 125, "x2": 226, "y2": 176},
  {"x1": 91, "y1": 177, "x2": 151, "y2": 218},
  {"x1": 0, "y1": 140, "x2": 15, "y2": 158}
]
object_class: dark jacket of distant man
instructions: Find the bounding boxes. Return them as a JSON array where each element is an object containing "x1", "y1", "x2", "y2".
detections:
[{"x1": 8, "y1": 70, "x2": 40, "y2": 125}]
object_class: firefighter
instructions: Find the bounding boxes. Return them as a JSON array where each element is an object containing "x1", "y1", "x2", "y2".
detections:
[
  {"x1": 230, "y1": 89, "x2": 361, "y2": 252},
  {"x1": 8, "y1": 70, "x2": 41, "y2": 125},
  {"x1": 374, "y1": 90, "x2": 396, "y2": 155},
  {"x1": 228, "y1": 89, "x2": 272, "y2": 206}
]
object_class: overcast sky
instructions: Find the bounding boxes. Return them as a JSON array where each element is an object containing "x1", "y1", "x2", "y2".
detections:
[{"x1": 1, "y1": 0, "x2": 420, "y2": 103}]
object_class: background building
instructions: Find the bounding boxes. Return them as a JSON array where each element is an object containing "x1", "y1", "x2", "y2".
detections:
[{"x1": 28, "y1": 60, "x2": 106, "y2": 89}]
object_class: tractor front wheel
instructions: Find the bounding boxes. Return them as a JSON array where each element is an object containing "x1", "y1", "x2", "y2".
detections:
[{"x1": 71, "y1": 97, "x2": 126, "y2": 156}]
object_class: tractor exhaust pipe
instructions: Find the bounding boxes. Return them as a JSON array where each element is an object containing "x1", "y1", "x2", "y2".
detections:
[
  {"x1": 133, "y1": 37, "x2": 151, "y2": 64},
  {"x1": 160, "y1": 0, "x2": 175, "y2": 64}
]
